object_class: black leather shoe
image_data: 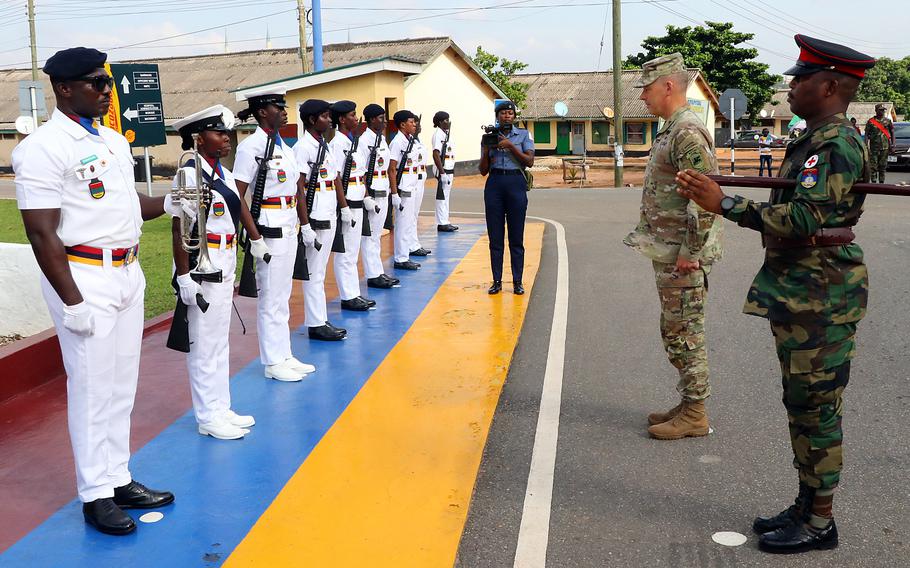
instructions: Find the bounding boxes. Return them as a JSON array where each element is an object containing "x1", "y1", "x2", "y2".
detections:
[
  {"x1": 382, "y1": 273, "x2": 400, "y2": 285},
  {"x1": 513, "y1": 281, "x2": 525, "y2": 295},
  {"x1": 341, "y1": 297, "x2": 371, "y2": 311},
  {"x1": 359, "y1": 296, "x2": 377, "y2": 308},
  {"x1": 83, "y1": 498, "x2": 136, "y2": 535},
  {"x1": 325, "y1": 321, "x2": 348, "y2": 336},
  {"x1": 488, "y1": 281, "x2": 502, "y2": 295},
  {"x1": 368, "y1": 276, "x2": 395, "y2": 289},
  {"x1": 308, "y1": 324, "x2": 346, "y2": 341},
  {"x1": 409, "y1": 247, "x2": 432, "y2": 256},
  {"x1": 113, "y1": 480, "x2": 174, "y2": 509},
  {"x1": 394, "y1": 260, "x2": 421, "y2": 270},
  {"x1": 753, "y1": 484, "x2": 812, "y2": 534},
  {"x1": 759, "y1": 519, "x2": 838, "y2": 554},
  {"x1": 437, "y1": 224, "x2": 459, "y2": 232}
]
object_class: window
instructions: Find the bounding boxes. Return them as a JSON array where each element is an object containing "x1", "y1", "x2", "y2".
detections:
[
  {"x1": 592, "y1": 122, "x2": 610, "y2": 144},
  {"x1": 533, "y1": 121, "x2": 551, "y2": 144},
  {"x1": 625, "y1": 122, "x2": 644, "y2": 145}
]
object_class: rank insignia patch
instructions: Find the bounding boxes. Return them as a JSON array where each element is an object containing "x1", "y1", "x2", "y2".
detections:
[
  {"x1": 277, "y1": 169, "x2": 287, "y2": 182},
  {"x1": 212, "y1": 202, "x2": 225, "y2": 216},
  {"x1": 799, "y1": 168, "x2": 818, "y2": 189},
  {"x1": 89, "y1": 179, "x2": 105, "y2": 199}
]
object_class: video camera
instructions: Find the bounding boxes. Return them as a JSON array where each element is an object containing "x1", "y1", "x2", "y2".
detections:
[{"x1": 481, "y1": 124, "x2": 508, "y2": 147}]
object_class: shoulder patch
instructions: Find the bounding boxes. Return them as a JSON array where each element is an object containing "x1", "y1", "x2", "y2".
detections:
[
  {"x1": 804, "y1": 154, "x2": 820, "y2": 168},
  {"x1": 799, "y1": 168, "x2": 818, "y2": 188}
]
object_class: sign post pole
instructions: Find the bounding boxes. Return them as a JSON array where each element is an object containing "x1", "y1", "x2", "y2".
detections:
[
  {"x1": 730, "y1": 98, "x2": 735, "y2": 175},
  {"x1": 28, "y1": 86, "x2": 38, "y2": 131},
  {"x1": 143, "y1": 147, "x2": 153, "y2": 196}
]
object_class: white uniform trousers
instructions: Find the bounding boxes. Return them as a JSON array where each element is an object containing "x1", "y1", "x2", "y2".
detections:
[
  {"x1": 255, "y1": 228, "x2": 296, "y2": 366},
  {"x1": 393, "y1": 189, "x2": 417, "y2": 263},
  {"x1": 303, "y1": 219, "x2": 335, "y2": 327},
  {"x1": 361, "y1": 194, "x2": 389, "y2": 278},
  {"x1": 41, "y1": 259, "x2": 145, "y2": 503},
  {"x1": 187, "y1": 247, "x2": 236, "y2": 425},
  {"x1": 333, "y1": 207, "x2": 364, "y2": 300},
  {"x1": 409, "y1": 180, "x2": 426, "y2": 252},
  {"x1": 435, "y1": 173, "x2": 454, "y2": 226}
]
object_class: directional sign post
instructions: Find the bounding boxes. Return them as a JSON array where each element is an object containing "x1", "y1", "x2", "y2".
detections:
[
  {"x1": 719, "y1": 88, "x2": 748, "y2": 175},
  {"x1": 101, "y1": 63, "x2": 166, "y2": 195}
]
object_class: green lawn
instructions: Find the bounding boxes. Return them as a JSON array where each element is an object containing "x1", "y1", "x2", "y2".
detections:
[{"x1": 0, "y1": 199, "x2": 244, "y2": 320}]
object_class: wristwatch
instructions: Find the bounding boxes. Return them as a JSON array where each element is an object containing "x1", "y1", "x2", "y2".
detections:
[{"x1": 720, "y1": 195, "x2": 736, "y2": 216}]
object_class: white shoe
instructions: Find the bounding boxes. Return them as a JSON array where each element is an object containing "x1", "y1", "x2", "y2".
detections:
[
  {"x1": 284, "y1": 356, "x2": 316, "y2": 375},
  {"x1": 265, "y1": 361, "x2": 304, "y2": 382},
  {"x1": 198, "y1": 417, "x2": 246, "y2": 440},
  {"x1": 224, "y1": 409, "x2": 255, "y2": 428}
]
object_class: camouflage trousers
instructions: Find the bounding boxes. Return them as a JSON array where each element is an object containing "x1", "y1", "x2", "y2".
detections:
[
  {"x1": 770, "y1": 321, "x2": 857, "y2": 490},
  {"x1": 870, "y1": 145, "x2": 889, "y2": 183},
  {"x1": 652, "y1": 261, "x2": 711, "y2": 402}
]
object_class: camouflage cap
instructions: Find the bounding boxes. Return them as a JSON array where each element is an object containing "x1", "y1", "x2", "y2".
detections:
[{"x1": 634, "y1": 52, "x2": 686, "y2": 88}]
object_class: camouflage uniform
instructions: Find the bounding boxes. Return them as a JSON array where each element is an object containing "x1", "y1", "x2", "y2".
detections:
[
  {"x1": 724, "y1": 113, "x2": 868, "y2": 489},
  {"x1": 864, "y1": 114, "x2": 892, "y2": 183},
  {"x1": 625, "y1": 103, "x2": 724, "y2": 402}
]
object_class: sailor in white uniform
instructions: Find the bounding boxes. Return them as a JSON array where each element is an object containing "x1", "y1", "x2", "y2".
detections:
[
  {"x1": 408, "y1": 117, "x2": 432, "y2": 257},
  {"x1": 432, "y1": 111, "x2": 459, "y2": 232},
  {"x1": 388, "y1": 110, "x2": 421, "y2": 271}
]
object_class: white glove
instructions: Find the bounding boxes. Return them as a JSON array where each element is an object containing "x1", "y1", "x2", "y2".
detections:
[
  {"x1": 391, "y1": 193, "x2": 403, "y2": 210},
  {"x1": 176, "y1": 273, "x2": 200, "y2": 306},
  {"x1": 163, "y1": 193, "x2": 197, "y2": 219},
  {"x1": 249, "y1": 237, "x2": 270, "y2": 261},
  {"x1": 363, "y1": 196, "x2": 379, "y2": 213},
  {"x1": 340, "y1": 206, "x2": 354, "y2": 226},
  {"x1": 299, "y1": 223, "x2": 317, "y2": 247},
  {"x1": 62, "y1": 301, "x2": 95, "y2": 337}
]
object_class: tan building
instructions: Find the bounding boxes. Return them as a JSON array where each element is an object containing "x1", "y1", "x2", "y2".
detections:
[
  {"x1": 0, "y1": 37, "x2": 504, "y2": 172},
  {"x1": 513, "y1": 69, "x2": 719, "y2": 156}
]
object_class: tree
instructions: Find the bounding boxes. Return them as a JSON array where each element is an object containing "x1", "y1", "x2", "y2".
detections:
[
  {"x1": 471, "y1": 46, "x2": 529, "y2": 110},
  {"x1": 624, "y1": 22, "x2": 780, "y2": 119},
  {"x1": 856, "y1": 56, "x2": 910, "y2": 116}
]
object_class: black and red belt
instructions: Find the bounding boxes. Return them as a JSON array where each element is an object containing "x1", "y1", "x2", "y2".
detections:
[{"x1": 65, "y1": 244, "x2": 139, "y2": 267}]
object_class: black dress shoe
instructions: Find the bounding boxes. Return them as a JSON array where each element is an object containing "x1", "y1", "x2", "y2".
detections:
[
  {"x1": 382, "y1": 273, "x2": 400, "y2": 285},
  {"x1": 359, "y1": 296, "x2": 377, "y2": 307},
  {"x1": 308, "y1": 324, "x2": 346, "y2": 341},
  {"x1": 409, "y1": 248, "x2": 431, "y2": 256},
  {"x1": 394, "y1": 260, "x2": 421, "y2": 270},
  {"x1": 437, "y1": 224, "x2": 459, "y2": 232},
  {"x1": 753, "y1": 484, "x2": 812, "y2": 534},
  {"x1": 513, "y1": 281, "x2": 525, "y2": 295},
  {"x1": 368, "y1": 276, "x2": 395, "y2": 289},
  {"x1": 341, "y1": 297, "x2": 371, "y2": 311},
  {"x1": 488, "y1": 281, "x2": 502, "y2": 295},
  {"x1": 325, "y1": 321, "x2": 348, "y2": 336},
  {"x1": 759, "y1": 519, "x2": 838, "y2": 554},
  {"x1": 83, "y1": 498, "x2": 136, "y2": 535},
  {"x1": 113, "y1": 480, "x2": 174, "y2": 509}
]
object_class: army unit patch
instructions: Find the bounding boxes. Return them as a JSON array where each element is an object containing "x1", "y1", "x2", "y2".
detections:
[
  {"x1": 800, "y1": 168, "x2": 819, "y2": 188},
  {"x1": 88, "y1": 178, "x2": 105, "y2": 199},
  {"x1": 212, "y1": 202, "x2": 225, "y2": 216},
  {"x1": 277, "y1": 169, "x2": 287, "y2": 183}
]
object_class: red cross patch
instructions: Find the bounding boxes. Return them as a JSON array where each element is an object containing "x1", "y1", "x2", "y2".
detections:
[{"x1": 804, "y1": 154, "x2": 819, "y2": 168}]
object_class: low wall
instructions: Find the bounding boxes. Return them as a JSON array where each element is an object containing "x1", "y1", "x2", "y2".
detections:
[{"x1": 0, "y1": 243, "x2": 52, "y2": 336}]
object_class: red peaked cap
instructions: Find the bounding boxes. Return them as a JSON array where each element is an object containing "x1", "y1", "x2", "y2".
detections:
[{"x1": 785, "y1": 34, "x2": 876, "y2": 79}]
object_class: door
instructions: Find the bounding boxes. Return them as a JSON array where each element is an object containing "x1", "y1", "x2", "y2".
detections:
[
  {"x1": 571, "y1": 122, "x2": 585, "y2": 155},
  {"x1": 556, "y1": 121, "x2": 571, "y2": 155}
]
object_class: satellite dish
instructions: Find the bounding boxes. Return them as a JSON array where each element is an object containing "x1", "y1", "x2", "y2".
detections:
[
  {"x1": 15, "y1": 115, "x2": 34, "y2": 135},
  {"x1": 759, "y1": 109, "x2": 768, "y2": 118},
  {"x1": 602, "y1": 106, "x2": 614, "y2": 119},
  {"x1": 554, "y1": 101, "x2": 569, "y2": 117}
]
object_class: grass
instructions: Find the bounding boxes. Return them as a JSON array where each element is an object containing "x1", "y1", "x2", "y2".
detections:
[{"x1": 0, "y1": 199, "x2": 240, "y2": 320}]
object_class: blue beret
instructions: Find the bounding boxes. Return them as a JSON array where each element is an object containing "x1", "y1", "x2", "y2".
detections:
[
  {"x1": 393, "y1": 110, "x2": 417, "y2": 125},
  {"x1": 300, "y1": 99, "x2": 330, "y2": 119},
  {"x1": 43, "y1": 47, "x2": 107, "y2": 80},
  {"x1": 364, "y1": 104, "x2": 385, "y2": 120}
]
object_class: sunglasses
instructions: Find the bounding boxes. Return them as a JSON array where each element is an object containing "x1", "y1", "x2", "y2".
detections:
[{"x1": 73, "y1": 75, "x2": 114, "y2": 92}]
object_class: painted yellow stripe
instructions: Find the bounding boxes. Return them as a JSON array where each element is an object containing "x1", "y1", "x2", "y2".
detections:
[{"x1": 225, "y1": 222, "x2": 545, "y2": 567}]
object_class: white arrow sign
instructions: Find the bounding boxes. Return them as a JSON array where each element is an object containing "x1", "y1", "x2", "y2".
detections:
[
  {"x1": 120, "y1": 75, "x2": 130, "y2": 94},
  {"x1": 122, "y1": 107, "x2": 138, "y2": 121}
]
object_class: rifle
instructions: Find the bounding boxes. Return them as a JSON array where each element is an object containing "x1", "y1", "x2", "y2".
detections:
[
  {"x1": 293, "y1": 136, "x2": 327, "y2": 281},
  {"x1": 436, "y1": 123, "x2": 451, "y2": 201},
  {"x1": 332, "y1": 123, "x2": 364, "y2": 251},
  {"x1": 166, "y1": 266, "x2": 210, "y2": 353},
  {"x1": 387, "y1": 131, "x2": 416, "y2": 230},
  {"x1": 708, "y1": 175, "x2": 910, "y2": 196},
  {"x1": 237, "y1": 133, "x2": 276, "y2": 298},
  {"x1": 361, "y1": 130, "x2": 382, "y2": 237}
]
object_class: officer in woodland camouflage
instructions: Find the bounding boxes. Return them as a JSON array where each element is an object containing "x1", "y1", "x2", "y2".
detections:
[
  {"x1": 864, "y1": 102, "x2": 893, "y2": 183},
  {"x1": 677, "y1": 34, "x2": 876, "y2": 555},
  {"x1": 623, "y1": 53, "x2": 724, "y2": 441}
]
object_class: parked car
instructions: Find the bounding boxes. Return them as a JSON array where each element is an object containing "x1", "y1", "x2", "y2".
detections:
[
  {"x1": 887, "y1": 122, "x2": 910, "y2": 170},
  {"x1": 730, "y1": 130, "x2": 788, "y2": 149}
]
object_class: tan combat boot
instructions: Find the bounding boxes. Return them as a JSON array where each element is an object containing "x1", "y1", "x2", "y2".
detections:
[
  {"x1": 647, "y1": 400, "x2": 709, "y2": 440},
  {"x1": 647, "y1": 402, "x2": 683, "y2": 426}
]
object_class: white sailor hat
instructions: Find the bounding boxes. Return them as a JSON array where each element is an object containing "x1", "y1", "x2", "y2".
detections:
[
  {"x1": 240, "y1": 86, "x2": 288, "y2": 109},
  {"x1": 173, "y1": 104, "x2": 235, "y2": 136}
]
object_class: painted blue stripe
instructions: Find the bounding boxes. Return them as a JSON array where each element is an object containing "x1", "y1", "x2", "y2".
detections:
[{"x1": 1, "y1": 222, "x2": 485, "y2": 568}]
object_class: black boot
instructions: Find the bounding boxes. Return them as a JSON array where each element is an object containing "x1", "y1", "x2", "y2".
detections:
[
  {"x1": 759, "y1": 516, "x2": 838, "y2": 554},
  {"x1": 752, "y1": 483, "x2": 812, "y2": 534},
  {"x1": 113, "y1": 480, "x2": 174, "y2": 509},
  {"x1": 488, "y1": 281, "x2": 502, "y2": 295},
  {"x1": 513, "y1": 281, "x2": 525, "y2": 295},
  {"x1": 83, "y1": 498, "x2": 136, "y2": 535}
]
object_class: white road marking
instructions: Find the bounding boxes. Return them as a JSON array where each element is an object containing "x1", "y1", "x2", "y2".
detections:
[
  {"x1": 712, "y1": 531, "x2": 747, "y2": 547},
  {"x1": 139, "y1": 512, "x2": 164, "y2": 523}
]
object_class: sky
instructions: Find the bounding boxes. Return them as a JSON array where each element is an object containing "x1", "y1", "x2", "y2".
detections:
[{"x1": 0, "y1": 0, "x2": 907, "y2": 75}]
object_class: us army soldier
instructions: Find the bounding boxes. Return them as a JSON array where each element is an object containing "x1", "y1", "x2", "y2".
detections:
[{"x1": 623, "y1": 52, "x2": 724, "y2": 440}]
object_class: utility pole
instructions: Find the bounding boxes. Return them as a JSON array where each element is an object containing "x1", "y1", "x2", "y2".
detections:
[
  {"x1": 297, "y1": 0, "x2": 310, "y2": 74},
  {"x1": 27, "y1": 0, "x2": 38, "y2": 80},
  {"x1": 611, "y1": 0, "x2": 624, "y2": 187}
]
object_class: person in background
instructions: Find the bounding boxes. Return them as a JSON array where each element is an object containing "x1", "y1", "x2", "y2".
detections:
[{"x1": 758, "y1": 128, "x2": 776, "y2": 177}]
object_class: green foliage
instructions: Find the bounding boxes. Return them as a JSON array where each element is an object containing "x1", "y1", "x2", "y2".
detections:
[
  {"x1": 624, "y1": 22, "x2": 780, "y2": 118},
  {"x1": 856, "y1": 56, "x2": 910, "y2": 116},
  {"x1": 471, "y1": 46, "x2": 530, "y2": 110}
]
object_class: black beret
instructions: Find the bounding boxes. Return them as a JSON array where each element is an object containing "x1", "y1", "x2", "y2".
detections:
[
  {"x1": 784, "y1": 34, "x2": 875, "y2": 79},
  {"x1": 248, "y1": 93, "x2": 287, "y2": 109},
  {"x1": 43, "y1": 47, "x2": 107, "y2": 81},
  {"x1": 392, "y1": 110, "x2": 417, "y2": 125},
  {"x1": 364, "y1": 103, "x2": 385, "y2": 120},
  {"x1": 300, "y1": 99, "x2": 330, "y2": 119},
  {"x1": 433, "y1": 111, "x2": 449, "y2": 125},
  {"x1": 330, "y1": 100, "x2": 356, "y2": 115},
  {"x1": 495, "y1": 100, "x2": 516, "y2": 114}
]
